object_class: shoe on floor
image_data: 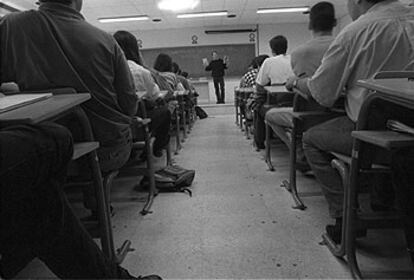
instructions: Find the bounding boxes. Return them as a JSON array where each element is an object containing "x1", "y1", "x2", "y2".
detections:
[
  {"x1": 136, "y1": 275, "x2": 163, "y2": 280},
  {"x1": 325, "y1": 223, "x2": 367, "y2": 244}
]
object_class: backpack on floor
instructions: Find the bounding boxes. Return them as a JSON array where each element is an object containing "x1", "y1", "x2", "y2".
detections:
[
  {"x1": 141, "y1": 165, "x2": 195, "y2": 196},
  {"x1": 195, "y1": 106, "x2": 208, "y2": 119}
]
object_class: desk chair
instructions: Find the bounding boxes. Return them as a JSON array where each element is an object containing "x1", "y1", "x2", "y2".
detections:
[
  {"x1": 273, "y1": 91, "x2": 344, "y2": 210},
  {"x1": 325, "y1": 71, "x2": 414, "y2": 278},
  {"x1": 19, "y1": 87, "x2": 131, "y2": 264}
]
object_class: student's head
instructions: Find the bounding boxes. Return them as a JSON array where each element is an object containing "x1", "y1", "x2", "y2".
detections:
[
  {"x1": 347, "y1": 0, "x2": 387, "y2": 21},
  {"x1": 113, "y1": 30, "x2": 143, "y2": 66},
  {"x1": 212, "y1": 51, "x2": 218, "y2": 60},
  {"x1": 154, "y1": 53, "x2": 173, "y2": 72},
  {"x1": 309, "y1": 2, "x2": 336, "y2": 32},
  {"x1": 251, "y1": 54, "x2": 269, "y2": 69},
  {"x1": 172, "y1": 62, "x2": 181, "y2": 74},
  {"x1": 38, "y1": 0, "x2": 83, "y2": 11},
  {"x1": 269, "y1": 35, "x2": 288, "y2": 56}
]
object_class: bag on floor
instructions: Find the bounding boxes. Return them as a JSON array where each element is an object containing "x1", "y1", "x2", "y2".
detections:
[
  {"x1": 195, "y1": 106, "x2": 208, "y2": 119},
  {"x1": 141, "y1": 165, "x2": 195, "y2": 196}
]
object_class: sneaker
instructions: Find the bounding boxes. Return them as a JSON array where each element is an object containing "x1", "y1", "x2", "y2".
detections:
[{"x1": 136, "y1": 275, "x2": 163, "y2": 280}]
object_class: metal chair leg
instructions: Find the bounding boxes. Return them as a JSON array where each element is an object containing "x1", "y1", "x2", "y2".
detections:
[
  {"x1": 265, "y1": 122, "x2": 275, "y2": 171},
  {"x1": 141, "y1": 137, "x2": 156, "y2": 215}
]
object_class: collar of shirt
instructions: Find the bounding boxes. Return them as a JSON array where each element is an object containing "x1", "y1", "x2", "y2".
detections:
[{"x1": 39, "y1": 2, "x2": 85, "y2": 21}]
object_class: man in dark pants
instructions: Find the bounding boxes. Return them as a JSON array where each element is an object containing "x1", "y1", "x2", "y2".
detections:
[
  {"x1": 0, "y1": 123, "x2": 161, "y2": 279},
  {"x1": 204, "y1": 51, "x2": 229, "y2": 104}
]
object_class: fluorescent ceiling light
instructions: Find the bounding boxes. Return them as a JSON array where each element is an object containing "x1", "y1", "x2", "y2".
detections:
[
  {"x1": 158, "y1": 0, "x2": 199, "y2": 12},
  {"x1": 257, "y1": 7, "x2": 309, "y2": 14},
  {"x1": 98, "y1": 15, "x2": 149, "y2": 23},
  {"x1": 177, "y1": 11, "x2": 228, "y2": 19}
]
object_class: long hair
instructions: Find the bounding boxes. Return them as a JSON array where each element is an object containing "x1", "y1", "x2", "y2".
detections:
[{"x1": 113, "y1": 30, "x2": 144, "y2": 66}]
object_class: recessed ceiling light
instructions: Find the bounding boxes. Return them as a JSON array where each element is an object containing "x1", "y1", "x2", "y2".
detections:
[
  {"x1": 177, "y1": 11, "x2": 228, "y2": 19},
  {"x1": 257, "y1": 7, "x2": 310, "y2": 14},
  {"x1": 158, "y1": 0, "x2": 199, "y2": 12},
  {"x1": 98, "y1": 15, "x2": 149, "y2": 23}
]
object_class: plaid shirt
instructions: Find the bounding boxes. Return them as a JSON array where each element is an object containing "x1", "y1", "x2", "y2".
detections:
[{"x1": 240, "y1": 68, "x2": 259, "y2": 88}]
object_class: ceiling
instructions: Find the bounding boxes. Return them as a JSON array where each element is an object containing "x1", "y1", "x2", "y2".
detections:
[{"x1": 4, "y1": 0, "x2": 414, "y2": 32}]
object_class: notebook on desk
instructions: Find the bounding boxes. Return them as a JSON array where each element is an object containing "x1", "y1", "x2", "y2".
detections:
[{"x1": 0, "y1": 93, "x2": 53, "y2": 114}]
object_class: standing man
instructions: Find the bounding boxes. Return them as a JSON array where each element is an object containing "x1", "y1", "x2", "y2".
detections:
[{"x1": 204, "y1": 51, "x2": 229, "y2": 104}]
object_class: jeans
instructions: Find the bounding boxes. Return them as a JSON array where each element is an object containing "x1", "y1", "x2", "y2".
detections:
[
  {"x1": 213, "y1": 76, "x2": 225, "y2": 103},
  {"x1": 0, "y1": 123, "x2": 133, "y2": 279},
  {"x1": 302, "y1": 116, "x2": 355, "y2": 218}
]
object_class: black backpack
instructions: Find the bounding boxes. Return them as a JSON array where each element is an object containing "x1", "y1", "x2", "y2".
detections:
[
  {"x1": 195, "y1": 106, "x2": 208, "y2": 119},
  {"x1": 141, "y1": 165, "x2": 195, "y2": 196}
]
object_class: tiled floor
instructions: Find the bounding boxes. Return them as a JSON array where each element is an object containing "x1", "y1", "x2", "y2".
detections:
[{"x1": 16, "y1": 105, "x2": 413, "y2": 279}]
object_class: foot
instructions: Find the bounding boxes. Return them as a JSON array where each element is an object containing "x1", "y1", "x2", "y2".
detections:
[
  {"x1": 325, "y1": 223, "x2": 367, "y2": 244},
  {"x1": 136, "y1": 275, "x2": 163, "y2": 280}
]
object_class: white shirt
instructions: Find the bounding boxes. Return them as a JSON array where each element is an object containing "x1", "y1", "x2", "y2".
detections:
[
  {"x1": 308, "y1": 0, "x2": 414, "y2": 122},
  {"x1": 256, "y1": 55, "x2": 294, "y2": 86},
  {"x1": 127, "y1": 60, "x2": 160, "y2": 100}
]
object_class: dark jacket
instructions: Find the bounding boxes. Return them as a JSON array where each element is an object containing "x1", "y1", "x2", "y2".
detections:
[
  {"x1": 0, "y1": 3, "x2": 138, "y2": 159},
  {"x1": 205, "y1": 59, "x2": 227, "y2": 78}
]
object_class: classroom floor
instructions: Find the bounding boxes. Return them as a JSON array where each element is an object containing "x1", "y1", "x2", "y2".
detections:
[{"x1": 17, "y1": 104, "x2": 413, "y2": 279}]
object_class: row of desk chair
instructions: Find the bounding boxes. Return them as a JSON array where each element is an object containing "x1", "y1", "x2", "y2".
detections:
[
  {"x1": 234, "y1": 87, "x2": 255, "y2": 140},
  {"x1": 233, "y1": 73, "x2": 414, "y2": 279}
]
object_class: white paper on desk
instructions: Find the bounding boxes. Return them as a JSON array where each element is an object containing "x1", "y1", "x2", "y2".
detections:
[{"x1": 0, "y1": 93, "x2": 53, "y2": 113}]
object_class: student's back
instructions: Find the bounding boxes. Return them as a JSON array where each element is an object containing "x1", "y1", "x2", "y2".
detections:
[{"x1": 0, "y1": 2, "x2": 138, "y2": 171}]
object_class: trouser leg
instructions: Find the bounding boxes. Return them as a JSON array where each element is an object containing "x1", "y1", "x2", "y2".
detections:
[
  {"x1": 147, "y1": 106, "x2": 172, "y2": 153},
  {"x1": 254, "y1": 106, "x2": 268, "y2": 149},
  {"x1": 213, "y1": 78, "x2": 220, "y2": 103},
  {"x1": 392, "y1": 149, "x2": 414, "y2": 264},
  {"x1": 302, "y1": 116, "x2": 355, "y2": 218},
  {"x1": 0, "y1": 123, "x2": 133, "y2": 279},
  {"x1": 265, "y1": 107, "x2": 307, "y2": 164},
  {"x1": 219, "y1": 77, "x2": 225, "y2": 103}
]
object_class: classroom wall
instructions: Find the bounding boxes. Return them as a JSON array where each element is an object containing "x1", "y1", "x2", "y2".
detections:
[{"x1": 132, "y1": 22, "x2": 312, "y2": 58}]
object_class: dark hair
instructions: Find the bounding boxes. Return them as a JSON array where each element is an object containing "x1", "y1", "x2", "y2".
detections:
[
  {"x1": 181, "y1": 71, "x2": 189, "y2": 78},
  {"x1": 254, "y1": 54, "x2": 269, "y2": 68},
  {"x1": 113, "y1": 30, "x2": 143, "y2": 66},
  {"x1": 269, "y1": 35, "x2": 288, "y2": 55},
  {"x1": 38, "y1": 0, "x2": 72, "y2": 4},
  {"x1": 154, "y1": 53, "x2": 173, "y2": 72},
  {"x1": 309, "y1": 2, "x2": 336, "y2": 32},
  {"x1": 172, "y1": 62, "x2": 181, "y2": 74}
]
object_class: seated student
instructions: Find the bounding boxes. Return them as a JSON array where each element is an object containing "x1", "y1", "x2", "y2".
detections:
[
  {"x1": 239, "y1": 55, "x2": 269, "y2": 88},
  {"x1": 253, "y1": 35, "x2": 294, "y2": 149},
  {"x1": 265, "y1": 1, "x2": 336, "y2": 172},
  {"x1": 0, "y1": 0, "x2": 139, "y2": 216},
  {"x1": 285, "y1": 0, "x2": 414, "y2": 243},
  {"x1": 113, "y1": 30, "x2": 171, "y2": 157},
  {"x1": 0, "y1": 0, "x2": 138, "y2": 173},
  {"x1": 172, "y1": 62, "x2": 192, "y2": 91},
  {"x1": 152, "y1": 53, "x2": 185, "y2": 98},
  {"x1": 0, "y1": 123, "x2": 160, "y2": 279},
  {"x1": 239, "y1": 55, "x2": 269, "y2": 120}
]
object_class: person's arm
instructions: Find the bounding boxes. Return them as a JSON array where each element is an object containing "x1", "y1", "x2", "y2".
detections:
[
  {"x1": 142, "y1": 68, "x2": 160, "y2": 101},
  {"x1": 113, "y1": 44, "x2": 138, "y2": 116},
  {"x1": 205, "y1": 61, "x2": 213, "y2": 71},
  {"x1": 223, "y1": 57, "x2": 229, "y2": 69}
]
